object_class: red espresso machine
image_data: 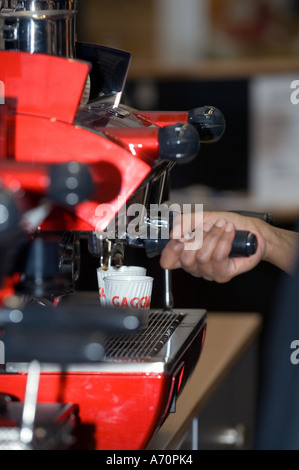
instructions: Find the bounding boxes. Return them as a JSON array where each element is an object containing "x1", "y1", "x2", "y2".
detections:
[{"x1": 0, "y1": 1, "x2": 256, "y2": 450}]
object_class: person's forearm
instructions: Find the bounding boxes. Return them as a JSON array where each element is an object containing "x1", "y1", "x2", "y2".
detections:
[
  {"x1": 203, "y1": 212, "x2": 299, "y2": 275},
  {"x1": 263, "y1": 225, "x2": 299, "y2": 274}
]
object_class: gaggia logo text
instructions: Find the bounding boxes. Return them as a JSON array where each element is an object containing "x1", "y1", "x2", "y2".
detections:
[{"x1": 111, "y1": 295, "x2": 151, "y2": 309}]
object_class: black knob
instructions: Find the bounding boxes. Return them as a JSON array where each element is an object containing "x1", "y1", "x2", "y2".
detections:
[
  {"x1": 0, "y1": 189, "x2": 20, "y2": 247},
  {"x1": 48, "y1": 161, "x2": 93, "y2": 206},
  {"x1": 0, "y1": 394, "x2": 12, "y2": 412},
  {"x1": 188, "y1": 106, "x2": 225, "y2": 143},
  {"x1": 158, "y1": 122, "x2": 200, "y2": 164}
]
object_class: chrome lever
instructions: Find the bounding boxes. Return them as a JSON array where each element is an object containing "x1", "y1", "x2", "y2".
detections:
[{"x1": 20, "y1": 360, "x2": 41, "y2": 446}]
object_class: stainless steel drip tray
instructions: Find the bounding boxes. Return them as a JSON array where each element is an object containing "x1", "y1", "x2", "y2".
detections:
[
  {"x1": 6, "y1": 309, "x2": 207, "y2": 374},
  {"x1": 104, "y1": 308, "x2": 206, "y2": 361},
  {"x1": 104, "y1": 310, "x2": 184, "y2": 360}
]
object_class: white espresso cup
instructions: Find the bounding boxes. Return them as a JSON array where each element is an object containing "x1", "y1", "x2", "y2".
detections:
[
  {"x1": 104, "y1": 274, "x2": 153, "y2": 328},
  {"x1": 96, "y1": 265, "x2": 147, "y2": 305}
]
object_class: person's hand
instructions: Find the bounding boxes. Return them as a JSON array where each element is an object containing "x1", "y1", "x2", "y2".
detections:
[{"x1": 160, "y1": 211, "x2": 269, "y2": 282}]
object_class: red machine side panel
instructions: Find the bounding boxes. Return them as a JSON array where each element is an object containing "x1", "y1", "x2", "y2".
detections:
[{"x1": 0, "y1": 372, "x2": 171, "y2": 450}]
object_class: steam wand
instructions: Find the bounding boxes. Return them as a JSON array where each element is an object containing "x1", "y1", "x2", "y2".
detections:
[{"x1": 164, "y1": 269, "x2": 174, "y2": 311}]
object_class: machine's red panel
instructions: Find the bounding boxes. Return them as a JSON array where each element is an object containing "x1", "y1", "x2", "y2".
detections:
[
  {"x1": 10, "y1": 114, "x2": 153, "y2": 230},
  {"x1": 0, "y1": 371, "x2": 171, "y2": 450},
  {"x1": 0, "y1": 51, "x2": 89, "y2": 123}
]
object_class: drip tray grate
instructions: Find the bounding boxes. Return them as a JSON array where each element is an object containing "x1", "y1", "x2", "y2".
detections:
[{"x1": 103, "y1": 311, "x2": 184, "y2": 360}]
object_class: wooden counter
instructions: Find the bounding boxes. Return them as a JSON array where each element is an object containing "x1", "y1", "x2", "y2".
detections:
[
  {"x1": 128, "y1": 57, "x2": 299, "y2": 81},
  {"x1": 146, "y1": 312, "x2": 262, "y2": 450},
  {"x1": 169, "y1": 187, "x2": 299, "y2": 225}
]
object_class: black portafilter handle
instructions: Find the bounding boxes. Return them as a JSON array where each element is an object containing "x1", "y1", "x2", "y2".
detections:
[
  {"x1": 230, "y1": 210, "x2": 273, "y2": 225},
  {"x1": 229, "y1": 231, "x2": 257, "y2": 258},
  {"x1": 144, "y1": 230, "x2": 257, "y2": 259},
  {"x1": 228, "y1": 210, "x2": 273, "y2": 257},
  {"x1": 143, "y1": 211, "x2": 273, "y2": 259}
]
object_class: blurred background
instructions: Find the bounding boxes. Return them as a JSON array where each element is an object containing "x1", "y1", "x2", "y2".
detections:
[{"x1": 77, "y1": 0, "x2": 299, "y2": 62}]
